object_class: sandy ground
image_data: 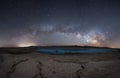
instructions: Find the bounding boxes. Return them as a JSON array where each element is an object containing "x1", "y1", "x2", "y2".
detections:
[{"x1": 0, "y1": 52, "x2": 120, "y2": 78}]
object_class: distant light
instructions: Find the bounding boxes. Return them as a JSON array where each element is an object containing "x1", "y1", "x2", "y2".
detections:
[
  {"x1": 92, "y1": 40, "x2": 101, "y2": 46},
  {"x1": 91, "y1": 40, "x2": 98, "y2": 44},
  {"x1": 18, "y1": 43, "x2": 36, "y2": 47}
]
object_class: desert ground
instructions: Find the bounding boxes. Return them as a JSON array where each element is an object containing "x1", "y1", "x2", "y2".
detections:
[{"x1": 0, "y1": 47, "x2": 120, "y2": 78}]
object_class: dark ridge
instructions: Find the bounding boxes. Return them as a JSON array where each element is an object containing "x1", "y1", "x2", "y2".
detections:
[
  {"x1": 29, "y1": 45, "x2": 119, "y2": 49},
  {"x1": 0, "y1": 47, "x2": 34, "y2": 54},
  {"x1": 0, "y1": 46, "x2": 120, "y2": 54}
]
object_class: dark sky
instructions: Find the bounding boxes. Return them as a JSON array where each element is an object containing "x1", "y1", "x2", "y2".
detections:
[{"x1": 0, "y1": 0, "x2": 120, "y2": 47}]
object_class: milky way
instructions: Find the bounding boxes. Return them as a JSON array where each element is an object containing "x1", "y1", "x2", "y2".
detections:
[
  {"x1": 11, "y1": 25, "x2": 111, "y2": 47},
  {"x1": 0, "y1": 0, "x2": 120, "y2": 48}
]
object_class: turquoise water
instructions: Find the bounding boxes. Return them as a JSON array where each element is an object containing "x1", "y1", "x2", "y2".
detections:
[{"x1": 36, "y1": 48, "x2": 118, "y2": 54}]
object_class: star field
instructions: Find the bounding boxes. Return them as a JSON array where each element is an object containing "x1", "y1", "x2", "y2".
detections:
[{"x1": 0, "y1": 0, "x2": 120, "y2": 48}]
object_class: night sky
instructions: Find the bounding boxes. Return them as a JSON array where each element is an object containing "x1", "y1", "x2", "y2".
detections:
[{"x1": 0, "y1": 0, "x2": 120, "y2": 47}]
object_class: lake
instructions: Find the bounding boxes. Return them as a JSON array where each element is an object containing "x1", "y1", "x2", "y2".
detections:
[{"x1": 36, "y1": 47, "x2": 118, "y2": 54}]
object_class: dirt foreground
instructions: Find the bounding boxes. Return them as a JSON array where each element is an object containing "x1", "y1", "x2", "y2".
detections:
[{"x1": 0, "y1": 52, "x2": 120, "y2": 78}]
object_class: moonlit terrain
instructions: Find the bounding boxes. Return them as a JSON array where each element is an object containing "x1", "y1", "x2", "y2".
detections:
[{"x1": 0, "y1": 47, "x2": 120, "y2": 78}]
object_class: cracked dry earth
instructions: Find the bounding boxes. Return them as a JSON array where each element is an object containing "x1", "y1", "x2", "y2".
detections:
[{"x1": 0, "y1": 53, "x2": 120, "y2": 78}]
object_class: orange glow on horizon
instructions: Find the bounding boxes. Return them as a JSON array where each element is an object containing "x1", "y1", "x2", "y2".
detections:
[{"x1": 17, "y1": 42, "x2": 36, "y2": 47}]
